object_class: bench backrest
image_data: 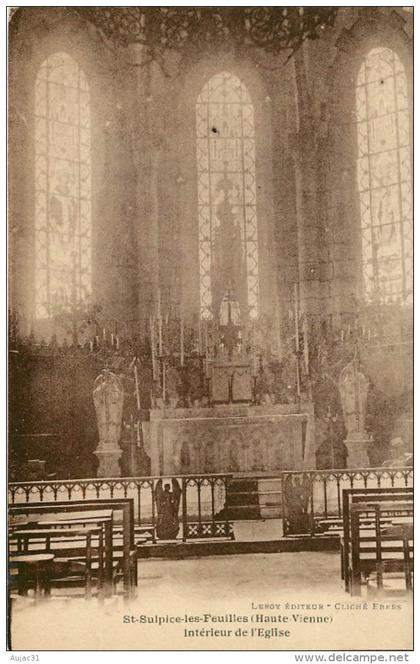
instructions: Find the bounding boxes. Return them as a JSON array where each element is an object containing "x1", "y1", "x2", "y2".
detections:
[{"x1": 9, "y1": 499, "x2": 134, "y2": 547}]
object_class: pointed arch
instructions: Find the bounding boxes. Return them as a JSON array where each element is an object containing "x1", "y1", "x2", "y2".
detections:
[{"x1": 34, "y1": 52, "x2": 91, "y2": 318}]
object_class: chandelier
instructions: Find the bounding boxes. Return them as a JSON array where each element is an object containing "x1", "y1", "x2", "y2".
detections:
[{"x1": 75, "y1": 7, "x2": 338, "y2": 62}]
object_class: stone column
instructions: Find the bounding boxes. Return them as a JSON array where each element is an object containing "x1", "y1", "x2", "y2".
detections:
[
  {"x1": 292, "y1": 46, "x2": 325, "y2": 319},
  {"x1": 134, "y1": 56, "x2": 164, "y2": 329}
]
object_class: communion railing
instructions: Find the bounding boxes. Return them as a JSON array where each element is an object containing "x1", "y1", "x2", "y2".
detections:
[{"x1": 8, "y1": 467, "x2": 413, "y2": 541}]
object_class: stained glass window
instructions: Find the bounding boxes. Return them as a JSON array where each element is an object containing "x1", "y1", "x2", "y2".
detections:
[
  {"x1": 34, "y1": 52, "x2": 91, "y2": 318},
  {"x1": 196, "y1": 71, "x2": 259, "y2": 321},
  {"x1": 356, "y1": 47, "x2": 412, "y2": 305}
]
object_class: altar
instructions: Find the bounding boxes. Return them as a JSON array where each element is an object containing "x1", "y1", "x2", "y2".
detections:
[{"x1": 145, "y1": 402, "x2": 316, "y2": 475}]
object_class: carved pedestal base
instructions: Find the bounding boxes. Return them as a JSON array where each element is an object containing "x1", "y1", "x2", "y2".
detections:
[
  {"x1": 94, "y1": 447, "x2": 122, "y2": 477},
  {"x1": 345, "y1": 435, "x2": 370, "y2": 468}
]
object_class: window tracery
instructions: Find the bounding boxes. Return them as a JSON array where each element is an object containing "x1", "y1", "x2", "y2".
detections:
[{"x1": 34, "y1": 52, "x2": 91, "y2": 318}]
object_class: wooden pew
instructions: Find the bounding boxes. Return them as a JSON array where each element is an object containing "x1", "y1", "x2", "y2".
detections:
[
  {"x1": 10, "y1": 526, "x2": 103, "y2": 598},
  {"x1": 9, "y1": 499, "x2": 137, "y2": 598},
  {"x1": 341, "y1": 487, "x2": 413, "y2": 592},
  {"x1": 9, "y1": 553, "x2": 55, "y2": 599},
  {"x1": 348, "y1": 502, "x2": 413, "y2": 596},
  {"x1": 9, "y1": 510, "x2": 113, "y2": 596}
]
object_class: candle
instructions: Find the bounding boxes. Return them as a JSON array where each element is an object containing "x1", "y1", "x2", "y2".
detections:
[
  {"x1": 150, "y1": 316, "x2": 157, "y2": 380},
  {"x1": 134, "y1": 364, "x2": 141, "y2": 411},
  {"x1": 157, "y1": 287, "x2": 162, "y2": 320},
  {"x1": 204, "y1": 321, "x2": 209, "y2": 370},
  {"x1": 111, "y1": 333, "x2": 115, "y2": 346},
  {"x1": 89, "y1": 341, "x2": 94, "y2": 352},
  {"x1": 116, "y1": 336, "x2": 120, "y2": 350},
  {"x1": 162, "y1": 362, "x2": 166, "y2": 403},
  {"x1": 340, "y1": 330, "x2": 344, "y2": 342},
  {"x1": 294, "y1": 283, "x2": 300, "y2": 352},
  {"x1": 103, "y1": 327, "x2": 106, "y2": 340},
  {"x1": 180, "y1": 315, "x2": 185, "y2": 366},
  {"x1": 95, "y1": 335, "x2": 100, "y2": 346},
  {"x1": 303, "y1": 314, "x2": 309, "y2": 373},
  {"x1": 198, "y1": 318, "x2": 202, "y2": 355},
  {"x1": 136, "y1": 421, "x2": 141, "y2": 445},
  {"x1": 275, "y1": 303, "x2": 281, "y2": 358},
  {"x1": 158, "y1": 316, "x2": 163, "y2": 356}
]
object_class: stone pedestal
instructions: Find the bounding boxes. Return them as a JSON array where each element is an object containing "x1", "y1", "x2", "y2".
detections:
[
  {"x1": 345, "y1": 435, "x2": 370, "y2": 468},
  {"x1": 94, "y1": 447, "x2": 122, "y2": 478}
]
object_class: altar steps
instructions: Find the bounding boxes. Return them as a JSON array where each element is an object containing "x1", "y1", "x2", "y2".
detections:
[
  {"x1": 219, "y1": 477, "x2": 283, "y2": 520},
  {"x1": 136, "y1": 533, "x2": 340, "y2": 559}
]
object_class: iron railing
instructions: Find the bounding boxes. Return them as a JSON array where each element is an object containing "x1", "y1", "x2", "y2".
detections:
[{"x1": 8, "y1": 467, "x2": 413, "y2": 541}]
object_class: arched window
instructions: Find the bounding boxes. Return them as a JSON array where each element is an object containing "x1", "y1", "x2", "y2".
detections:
[
  {"x1": 34, "y1": 52, "x2": 91, "y2": 318},
  {"x1": 356, "y1": 47, "x2": 412, "y2": 305},
  {"x1": 196, "y1": 71, "x2": 259, "y2": 322}
]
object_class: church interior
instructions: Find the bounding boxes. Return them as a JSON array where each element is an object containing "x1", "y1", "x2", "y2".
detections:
[{"x1": 7, "y1": 7, "x2": 413, "y2": 647}]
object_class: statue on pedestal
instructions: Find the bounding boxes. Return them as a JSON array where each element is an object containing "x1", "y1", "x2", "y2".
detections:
[
  {"x1": 339, "y1": 359, "x2": 370, "y2": 467},
  {"x1": 155, "y1": 478, "x2": 182, "y2": 540},
  {"x1": 93, "y1": 369, "x2": 124, "y2": 477}
]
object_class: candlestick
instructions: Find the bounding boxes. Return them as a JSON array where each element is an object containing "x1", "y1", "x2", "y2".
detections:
[
  {"x1": 134, "y1": 363, "x2": 141, "y2": 411},
  {"x1": 180, "y1": 315, "x2": 185, "y2": 366}
]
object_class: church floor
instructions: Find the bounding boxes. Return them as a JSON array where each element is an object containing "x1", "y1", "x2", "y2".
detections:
[{"x1": 10, "y1": 552, "x2": 413, "y2": 651}]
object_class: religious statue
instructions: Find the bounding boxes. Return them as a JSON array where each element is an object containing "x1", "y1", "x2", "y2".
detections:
[
  {"x1": 155, "y1": 478, "x2": 182, "y2": 540},
  {"x1": 338, "y1": 358, "x2": 370, "y2": 467},
  {"x1": 93, "y1": 369, "x2": 124, "y2": 477},
  {"x1": 255, "y1": 366, "x2": 275, "y2": 405},
  {"x1": 284, "y1": 474, "x2": 312, "y2": 534},
  {"x1": 339, "y1": 359, "x2": 369, "y2": 438},
  {"x1": 211, "y1": 169, "x2": 247, "y2": 325},
  {"x1": 165, "y1": 365, "x2": 181, "y2": 408}
]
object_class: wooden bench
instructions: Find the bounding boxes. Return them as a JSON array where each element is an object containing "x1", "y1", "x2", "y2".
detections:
[
  {"x1": 9, "y1": 553, "x2": 55, "y2": 598},
  {"x1": 348, "y1": 502, "x2": 413, "y2": 596},
  {"x1": 10, "y1": 526, "x2": 103, "y2": 598},
  {"x1": 341, "y1": 487, "x2": 413, "y2": 593},
  {"x1": 9, "y1": 498, "x2": 137, "y2": 598}
]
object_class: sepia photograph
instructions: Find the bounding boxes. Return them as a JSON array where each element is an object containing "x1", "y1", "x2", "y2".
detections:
[{"x1": 6, "y1": 4, "x2": 414, "y2": 652}]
